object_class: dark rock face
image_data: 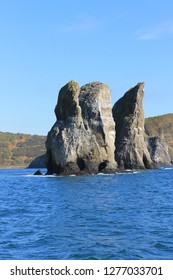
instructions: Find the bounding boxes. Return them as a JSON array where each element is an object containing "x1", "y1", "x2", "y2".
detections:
[
  {"x1": 28, "y1": 154, "x2": 46, "y2": 168},
  {"x1": 46, "y1": 81, "x2": 117, "y2": 175},
  {"x1": 147, "y1": 136, "x2": 171, "y2": 165},
  {"x1": 112, "y1": 82, "x2": 154, "y2": 169}
]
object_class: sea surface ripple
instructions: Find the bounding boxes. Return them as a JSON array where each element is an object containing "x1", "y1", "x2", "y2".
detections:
[{"x1": 0, "y1": 167, "x2": 173, "y2": 260}]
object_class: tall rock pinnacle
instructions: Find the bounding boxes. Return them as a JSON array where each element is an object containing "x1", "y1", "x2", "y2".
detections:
[
  {"x1": 46, "y1": 81, "x2": 117, "y2": 175},
  {"x1": 112, "y1": 82, "x2": 154, "y2": 169}
]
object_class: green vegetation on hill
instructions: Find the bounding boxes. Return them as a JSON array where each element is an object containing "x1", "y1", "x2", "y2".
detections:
[
  {"x1": 145, "y1": 113, "x2": 173, "y2": 158},
  {"x1": 0, "y1": 132, "x2": 46, "y2": 168}
]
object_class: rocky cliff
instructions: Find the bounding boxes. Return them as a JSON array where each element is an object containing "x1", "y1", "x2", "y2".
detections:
[
  {"x1": 145, "y1": 114, "x2": 173, "y2": 160},
  {"x1": 44, "y1": 81, "x2": 173, "y2": 175},
  {"x1": 147, "y1": 135, "x2": 171, "y2": 165},
  {"x1": 112, "y1": 82, "x2": 154, "y2": 169},
  {"x1": 1, "y1": 108, "x2": 172, "y2": 170},
  {"x1": 46, "y1": 81, "x2": 117, "y2": 175}
]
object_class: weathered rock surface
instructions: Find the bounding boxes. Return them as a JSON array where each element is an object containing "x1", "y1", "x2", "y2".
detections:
[
  {"x1": 46, "y1": 81, "x2": 117, "y2": 175},
  {"x1": 112, "y1": 82, "x2": 154, "y2": 169},
  {"x1": 147, "y1": 135, "x2": 171, "y2": 166},
  {"x1": 145, "y1": 114, "x2": 173, "y2": 160}
]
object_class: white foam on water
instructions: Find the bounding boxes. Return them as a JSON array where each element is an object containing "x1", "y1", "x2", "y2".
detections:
[
  {"x1": 97, "y1": 173, "x2": 115, "y2": 176},
  {"x1": 23, "y1": 174, "x2": 58, "y2": 178},
  {"x1": 160, "y1": 167, "x2": 173, "y2": 170},
  {"x1": 116, "y1": 171, "x2": 141, "y2": 175}
]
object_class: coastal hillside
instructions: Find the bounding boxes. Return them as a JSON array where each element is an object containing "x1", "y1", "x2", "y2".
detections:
[
  {"x1": 0, "y1": 132, "x2": 46, "y2": 168},
  {"x1": 145, "y1": 113, "x2": 173, "y2": 158}
]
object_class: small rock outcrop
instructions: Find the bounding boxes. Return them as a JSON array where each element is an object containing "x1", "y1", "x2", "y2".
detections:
[
  {"x1": 46, "y1": 81, "x2": 117, "y2": 175},
  {"x1": 33, "y1": 169, "x2": 43, "y2": 175},
  {"x1": 112, "y1": 82, "x2": 154, "y2": 169},
  {"x1": 28, "y1": 154, "x2": 46, "y2": 168},
  {"x1": 147, "y1": 136, "x2": 171, "y2": 165}
]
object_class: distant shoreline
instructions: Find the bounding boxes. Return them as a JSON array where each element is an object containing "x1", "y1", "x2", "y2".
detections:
[{"x1": 0, "y1": 113, "x2": 173, "y2": 169}]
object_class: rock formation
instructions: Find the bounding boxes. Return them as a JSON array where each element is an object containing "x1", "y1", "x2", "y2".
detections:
[
  {"x1": 147, "y1": 135, "x2": 171, "y2": 166},
  {"x1": 145, "y1": 114, "x2": 173, "y2": 161},
  {"x1": 28, "y1": 154, "x2": 46, "y2": 168},
  {"x1": 45, "y1": 81, "x2": 117, "y2": 175},
  {"x1": 46, "y1": 80, "x2": 170, "y2": 175},
  {"x1": 33, "y1": 169, "x2": 43, "y2": 175},
  {"x1": 112, "y1": 82, "x2": 154, "y2": 169}
]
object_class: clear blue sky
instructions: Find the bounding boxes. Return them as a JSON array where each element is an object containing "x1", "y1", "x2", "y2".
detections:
[{"x1": 0, "y1": 0, "x2": 173, "y2": 135}]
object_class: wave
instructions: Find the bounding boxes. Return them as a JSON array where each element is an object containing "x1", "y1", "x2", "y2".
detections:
[
  {"x1": 23, "y1": 174, "x2": 58, "y2": 178},
  {"x1": 24, "y1": 172, "x2": 141, "y2": 177},
  {"x1": 97, "y1": 173, "x2": 115, "y2": 176},
  {"x1": 116, "y1": 171, "x2": 140, "y2": 175},
  {"x1": 159, "y1": 167, "x2": 173, "y2": 170},
  {"x1": 97, "y1": 171, "x2": 141, "y2": 176}
]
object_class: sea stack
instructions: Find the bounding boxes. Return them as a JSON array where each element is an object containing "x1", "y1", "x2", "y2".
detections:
[
  {"x1": 45, "y1": 81, "x2": 117, "y2": 175},
  {"x1": 112, "y1": 82, "x2": 154, "y2": 169}
]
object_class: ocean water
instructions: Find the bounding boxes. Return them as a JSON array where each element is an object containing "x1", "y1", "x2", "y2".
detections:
[{"x1": 0, "y1": 167, "x2": 173, "y2": 260}]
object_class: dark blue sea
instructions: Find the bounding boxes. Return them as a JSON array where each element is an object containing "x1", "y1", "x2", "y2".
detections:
[{"x1": 0, "y1": 167, "x2": 173, "y2": 260}]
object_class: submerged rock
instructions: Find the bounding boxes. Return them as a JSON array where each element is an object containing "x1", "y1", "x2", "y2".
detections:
[
  {"x1": 112, "y1": 82, "x2": 154, "y2": 169},
  {"x1": 46, "y1": 81, "x2": 117, "y2": 175},
  {"x1": 33, "y1": 169, "x2": 43, "y2": 175}
]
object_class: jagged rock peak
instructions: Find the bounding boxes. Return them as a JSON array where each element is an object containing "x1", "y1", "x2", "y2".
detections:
[
  {"x1": 114, "y1": 82, "x2": 145, "y2": 117},
  {"x1": 54, "y1": 80, "x2": 81, "y2": 122},
  {"x1": 113, "y1": 82, "x2": 154, "y2": 170},
  {"x1": 46, "y1": 81, "x2": 117, "y2": 175}
]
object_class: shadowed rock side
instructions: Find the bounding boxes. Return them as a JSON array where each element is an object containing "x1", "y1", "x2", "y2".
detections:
[
  {"x1": 112, "y1": 82, "x2": 154, "y2": 169},
  {"x1": 28, "y1": 154, "x2": 46, "y2": 168},
  {"x1": 145, "y1": 114, "x2": 173, "y2": 160},
  {"x1": 147, "y1": 135, "x2": 171, "y2": 166},
  {"x1": 46, "y1": 81, "x2": 117, "y2": 175}
]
